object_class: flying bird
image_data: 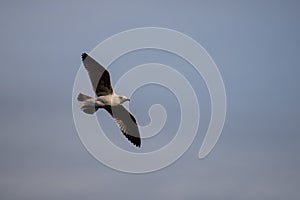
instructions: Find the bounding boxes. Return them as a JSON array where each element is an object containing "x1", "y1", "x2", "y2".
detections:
[{"x1": 77, "y1": 53, "x2": 141, "y2": 147}]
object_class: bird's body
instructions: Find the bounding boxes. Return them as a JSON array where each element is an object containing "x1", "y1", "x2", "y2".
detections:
[
  {"x1": 77, "y1": 53, "x2": 141, "y2": 147},
  {"x1": 78, "y1": 93, "x2": 129, "y2": 113}
]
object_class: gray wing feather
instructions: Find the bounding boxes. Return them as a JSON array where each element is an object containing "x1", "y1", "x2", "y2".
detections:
[
  {"x1": 81, "y1": 53, "x2": 113, "y2": 96},
  {"x1": 104, "y1": 105, "x2": 141, "y2": 147}
]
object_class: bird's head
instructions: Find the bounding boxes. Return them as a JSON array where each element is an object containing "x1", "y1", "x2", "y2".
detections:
[{"x1": 119, "y1": 96, "x2": 130, "y2": 104}]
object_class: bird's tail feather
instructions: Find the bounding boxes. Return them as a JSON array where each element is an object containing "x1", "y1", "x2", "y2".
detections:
[
  {"x1": 77, "y1": 93, "x2": 92, "y2": 101},
  {"x1": 77, "y1": 93, "x2": 98, "y2": 114}
]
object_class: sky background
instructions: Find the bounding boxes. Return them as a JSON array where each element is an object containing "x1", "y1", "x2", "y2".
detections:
[{"x1": 0, "y1": 0, "x2": 299, "y2": 199}]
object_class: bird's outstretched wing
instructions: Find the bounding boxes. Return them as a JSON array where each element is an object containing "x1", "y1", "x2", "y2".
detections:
[
  {"x1": 104, "y1": 105, "x2": 141, "y2": 147},
  {"x1": 81, "y1": 53, "x2": 113, "y2": 96}
]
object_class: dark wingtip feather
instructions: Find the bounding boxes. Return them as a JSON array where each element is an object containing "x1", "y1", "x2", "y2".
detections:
[
  {"x1": 81, "y1": 53, "x2": 88, "y2": 61},
  {"x1": 125, "y1": 134, "x2": 141, "y2": 148}
]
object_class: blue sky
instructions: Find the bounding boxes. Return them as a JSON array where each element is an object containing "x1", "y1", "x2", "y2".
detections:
[{"x1": 0, "y1": 1, "x2": 299, "y2": 199}]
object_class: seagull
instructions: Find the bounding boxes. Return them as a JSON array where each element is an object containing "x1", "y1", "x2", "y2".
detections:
[{"x1": 77, "y1": 53, "x2": 141, "y2": 147}]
